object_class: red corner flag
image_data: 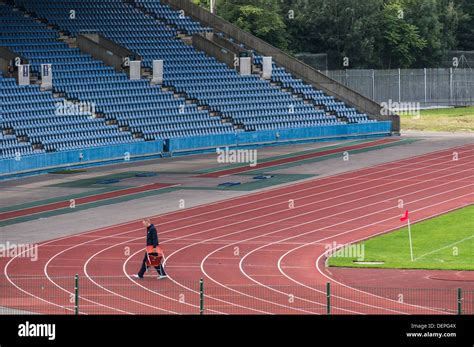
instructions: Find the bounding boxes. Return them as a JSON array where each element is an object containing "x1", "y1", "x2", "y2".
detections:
[{"x1": 400, "y1": 210, "x2": 409, "y2": 222}]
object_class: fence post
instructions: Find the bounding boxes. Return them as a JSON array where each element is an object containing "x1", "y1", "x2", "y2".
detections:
[
  {"x1": 326, "y1": 282, "x2": 331, "y2": 315},
  {"x1": 199, "y1": 278, "x2": 204, "y2": 315},
  {"x1": 424, "y1": 68, "x2": 427, "y2": 105},
  {"x1": 457, "y1": 288, "x2": 462, "y2": 315},
  {"x1": 398, "y1": 68, "x2": 401, "y2": 103},
  {"x1": 450, "y1": 67, "x2": 453, "y2": 105},
  {"x1": 372, "y1": 69, "x2": 375, "y2": 101},
  {"x1": 74, "y1": 274, "x2": 79, "y2": 315}
]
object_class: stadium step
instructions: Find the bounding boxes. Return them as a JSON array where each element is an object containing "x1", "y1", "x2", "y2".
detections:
[
  {"x1": 251, "y1": 61, "x2": 349, "y2": 125},
  {"x1": 30, "y1": 72, "x2": 41, "y2": 85},
  {"x1": 1, "y1": 127, "x2": 38, "y2": 154},
  {"x1": 123, "y1": 0, "x2": 188, "y2": 41},
  {"x1": 158, "y1": 77, "x2": 243, "y2": 130},
  {"x1": 17, "y1": 134, "x2": 29, "y2": 143},
  {"x1": 59, "y1": 35, "x2": 78, "y2": 49},
  {"x1": 253, "y1": 65, "x2": 262, "y2": 74},
  {"x1": 2, "y1": 128, "x2": 15, "y2": 137},
  {"x1": 142, "y1": 68, "x2": 153, "y2": 79},
  {"x1": 7, "y1": 3, "x2": 148, "y2": 144}
]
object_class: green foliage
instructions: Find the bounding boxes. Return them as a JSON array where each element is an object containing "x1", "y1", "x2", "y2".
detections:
[
  {"x1": 455, "y1": 0, "x2": 474, "y2": 50},
  {"x1": 211, "y1": 0, "x2": 473, "y2": 68},
  {"x1": 380, "y1": 1, "x2": 427, "y2": 68},
  {"x1": 218, "y1": 0, "x2": 288, "y2": 49}
]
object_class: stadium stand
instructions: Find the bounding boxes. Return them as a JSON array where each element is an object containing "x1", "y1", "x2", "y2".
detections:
[
  {"x1": 134, "y1": 0, "x2": 213, "y2": 35},
  {"x1": 0, "y1": 2, "x2": 233, "y2": 143},
  {"x1": 126, "y1": 0, "x2": 375, "y2": 124},
  {"x1": 0, "y1": 0, "x2": 393, "y2": 175},
  {"x1": 0, "y1": 73, "x2": 41, "y2": 160},
  {"x1": 13, "y1": 0, "x2": 346, "y2": 131}
]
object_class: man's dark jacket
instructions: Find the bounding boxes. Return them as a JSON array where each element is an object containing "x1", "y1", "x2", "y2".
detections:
[{"x1": 146, "y1": 224, "x2": 159, "y2": 247}]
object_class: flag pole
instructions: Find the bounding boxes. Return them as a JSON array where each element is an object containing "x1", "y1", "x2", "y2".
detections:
[{"x1": 407, "y1": 218, "x2": 414, "y2": 261}]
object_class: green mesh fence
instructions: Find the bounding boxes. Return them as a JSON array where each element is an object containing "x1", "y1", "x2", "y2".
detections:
[{"x1": 1, "y1": 275, "x2": 472, "y2": 315}]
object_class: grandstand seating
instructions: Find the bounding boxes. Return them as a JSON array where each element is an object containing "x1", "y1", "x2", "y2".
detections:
[
  {"x1": 13, "y1": 0, "x2": 346, "y2": 132},
  {"x1": 0, "y1": 2, "x2": 234, "y2": 152},
  {"x1": 135, "y1": 0, "x2": 213, "y2": 35},
  {"x1": 0, "y1": 69, "x2": 138, "y2": 159},
  {"x1": 0, "y1": 74, "x2": 41, "y2": 160},
  {"x1": 0, "y1": 0, "x2": 389, "y2": 171},
  {"x1": 123, "y1": 0, "x2": 374, "y2": 124}
]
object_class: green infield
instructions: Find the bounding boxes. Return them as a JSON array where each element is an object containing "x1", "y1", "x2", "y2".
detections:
[
  {"x1": 401, "y1": 106, "x2": 474, "y2": 132},
  {"x1": 328, "y1": 205, "x2": 474, "y2": 271}
]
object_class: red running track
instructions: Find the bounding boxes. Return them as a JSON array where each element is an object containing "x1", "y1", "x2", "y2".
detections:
[
  {"x1": 1, "y1": 144, "x2": 473, "y2": 315},
  {"x1": 0, "y1": 182, "x2": 178, "y2": 222},
  {"x1": 197, "y1": 138, "x2": 397, "y2": 177}
]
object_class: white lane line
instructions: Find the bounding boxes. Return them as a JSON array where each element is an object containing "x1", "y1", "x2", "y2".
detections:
[
  {"x1": 5, "y1": 145, "x2": 472, "y2": 314},
  {"x1": 230, "y1": 188, "x2": 473, "y2": 314},
  {"x1": 187, "y1": 178, "x2": 474, "y2": 314},
  {"x1": 158, "y1": 160, "x2": 474, "y2": 314},
  {"x1": 279, "y1": 199, "x2": 473, "y2": 314},
  {"x1": 57, "y1": 148, "x2": 474, "y2": 314},
  {"x1": 50, "y1": 143, "x2": 474, "y2": 236},
  {"x1": 414, "y1": 234, "x2": 474, "y2": 261}
]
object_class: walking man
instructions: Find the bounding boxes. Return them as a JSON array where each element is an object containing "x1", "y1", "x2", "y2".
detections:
[{"x1": 133, "y1": 219, "x2": 167, "y2": 279}]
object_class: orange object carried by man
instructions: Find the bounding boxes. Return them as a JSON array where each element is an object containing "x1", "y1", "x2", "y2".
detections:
[{"x1": 145, "y1": 245, "x2": 164, "y2": 267}]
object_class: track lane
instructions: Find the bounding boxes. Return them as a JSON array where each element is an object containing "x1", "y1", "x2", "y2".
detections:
[{"x1": 1, "y1": 144, "x2": 472, "y2": 316}]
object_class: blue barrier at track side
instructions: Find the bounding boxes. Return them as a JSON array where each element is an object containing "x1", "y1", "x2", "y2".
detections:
[
  {"x1": 0, "y1": 140, "x2": 163, "y2": 176},
  {"x1": 0, "y1": 122, "x2": 392, "y2": 177}
]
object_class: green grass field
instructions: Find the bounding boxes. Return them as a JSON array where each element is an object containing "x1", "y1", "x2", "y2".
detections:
[
  {"x1": 401, "y1": 106, "x2": 474, "y2": 132},
  {"x1": 328, "y1": 205, "x2": 474, "y2": 271}
]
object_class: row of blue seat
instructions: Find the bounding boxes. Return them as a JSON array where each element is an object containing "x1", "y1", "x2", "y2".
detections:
[
  {"x1": 1, "y1": 1, "x2": 236, "y2": 154},
  {"x1": 13, "y1": 0, "x2": 346, "y2": 133}
]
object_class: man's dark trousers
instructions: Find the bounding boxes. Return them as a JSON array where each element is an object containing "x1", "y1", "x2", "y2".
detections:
[{"x1": 138, "y1": 252, "x2": 166, "y2": 278}]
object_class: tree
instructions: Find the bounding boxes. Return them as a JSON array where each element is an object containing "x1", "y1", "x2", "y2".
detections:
[
  {"x1": 437, "y1": 0, "x2": 465, "y2": 52},
  {"x1": 456, "y1": 0, "x2": 474, "y2": 50},
  {"x1": 280, "y1": 0, "x2": 385, "y2": 68},
  {"x1": 216, "y1": 0, "x2": 289, "y2": 50},
  {"x1": 197, "y1": 0, "x2": 470, "y2": 68},
  {"x1": 378, "y1": 2, "x2": 427, "y2": 68}
]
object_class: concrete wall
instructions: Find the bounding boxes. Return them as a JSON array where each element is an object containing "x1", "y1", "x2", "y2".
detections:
[
  {"x1": 160, "y1": 0, "x2": 400, "y2": 133},
  {"x1": 192, "y1": 33, "x2": 235, "y2": 69},
  {"x1": 0, "y1": 46, "x2": 27, "y2": 77},
  {"x1": 212, "y1": 34, "x2": 252, "y2": 59},
  {"x1": 77, "y1": 33, "x2": 141, "y2": 73}
]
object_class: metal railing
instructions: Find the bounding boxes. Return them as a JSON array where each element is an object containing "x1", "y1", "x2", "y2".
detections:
[
  {"x1": 324, "y1": 68, "x2": 474, "y2": 107},
  {"x1": 0, "y1": 275, "x2": 472, "y2": 315}
]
